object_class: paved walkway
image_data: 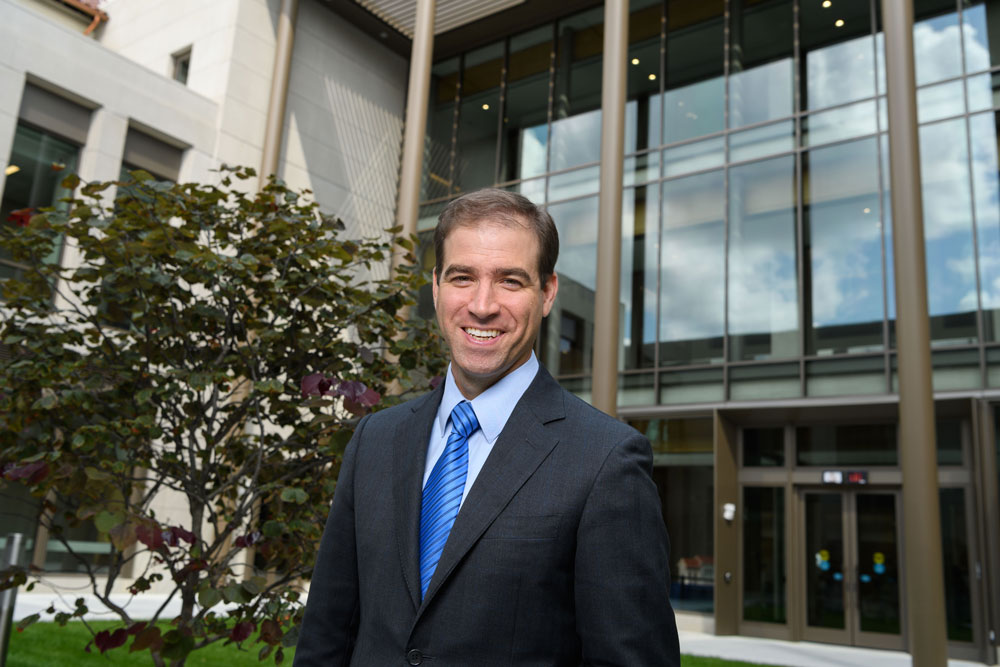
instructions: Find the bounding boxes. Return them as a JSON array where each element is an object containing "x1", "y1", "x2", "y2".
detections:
[{"x1": 681, "y1": 631, "x2": 992, "y2": 666}]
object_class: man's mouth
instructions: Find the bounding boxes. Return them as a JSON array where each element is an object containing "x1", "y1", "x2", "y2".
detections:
[{"x1": 463, "y1": 327, "x2": 500, "y2": 340}]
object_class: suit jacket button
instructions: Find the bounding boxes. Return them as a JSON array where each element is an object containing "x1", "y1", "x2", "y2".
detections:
[{"x1": 406, "y1": 648, "x2": 423, "y2": 665}]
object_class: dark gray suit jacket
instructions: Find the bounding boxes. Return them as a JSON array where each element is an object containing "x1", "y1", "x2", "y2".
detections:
[{"x1": 294, "y1": 365, "x2": 680, "y2": 666}]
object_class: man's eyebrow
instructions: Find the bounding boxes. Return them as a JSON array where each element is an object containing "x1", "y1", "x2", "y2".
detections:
[
  {"x1": 442, "y1": 264, "x2": 477, "y2": 278},
  {"x1": 494, "y1": 267, "x2": 532, "y2": 282},
  {"x1": 441, "y1": 265, "x2": 534, "y2": 282}
]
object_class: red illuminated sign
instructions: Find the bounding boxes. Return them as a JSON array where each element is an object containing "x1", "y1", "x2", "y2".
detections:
[{"x1": 822, "y1": 470, "x2": 869, "y2": 485}]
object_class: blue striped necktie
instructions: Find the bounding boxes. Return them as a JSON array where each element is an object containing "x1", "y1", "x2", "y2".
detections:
[{"x1": 419, "y1": 400, "x2": 479, "y2": 599}]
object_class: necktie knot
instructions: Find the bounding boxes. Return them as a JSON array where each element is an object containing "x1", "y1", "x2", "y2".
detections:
[{"x1": 449, "y1": 401, "x2": 479, "y2": 440}]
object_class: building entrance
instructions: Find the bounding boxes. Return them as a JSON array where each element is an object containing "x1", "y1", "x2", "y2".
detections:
[{"x1": 799, "y1": 488, "x2": 904, "y2": 651}]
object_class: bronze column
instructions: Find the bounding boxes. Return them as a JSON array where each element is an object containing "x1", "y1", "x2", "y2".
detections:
[
  {"x1": 393, "y1": 0, "x2": 436, "y2": 269},
  {"x1": 260, "y1": 0, "x2": 299, "y2": 184},
  {"x1": 881, "y1": 0, "x2": 947, "y2": 663},
  {"x1": 591, "y1": 0, "x2": 629, "y2": 415}
]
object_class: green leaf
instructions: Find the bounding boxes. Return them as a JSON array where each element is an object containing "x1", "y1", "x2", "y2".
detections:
[
  {"x1": 197, "y1": 587, "x2": 221, "y2": 609},
  {"x1": 279, "y1": 487, "x2": 308, "y2": 504},
  {"x1": 85, "y1": 467, "x2": 111, "y2": 482},
  {"x1": 94, "y1": 510, "x2": 123, "y2": 533},
  {"x1": 16, "y1": 613, "x2": 40, "y2": 631},
  {"x1": 32, "y1": 394, "x2": 58, "y2": 410}
]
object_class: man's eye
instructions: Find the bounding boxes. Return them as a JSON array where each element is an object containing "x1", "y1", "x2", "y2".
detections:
[
  {"x1": 501, "y1": 278, "x2": 523, "y2": 287},
  {"x1": 451, "y1": 275, "x2": 473, "y2": 283}
]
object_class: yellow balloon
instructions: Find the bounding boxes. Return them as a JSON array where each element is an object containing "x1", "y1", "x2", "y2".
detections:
[
  {"x1": 819, "y1": 549, "x2": 830, "y2": 562},
  {"x1": 873, "y1": 552, "x2": 885, "y2": 565}
]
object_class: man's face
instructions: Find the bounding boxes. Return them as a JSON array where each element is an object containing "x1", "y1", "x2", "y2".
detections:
[{"x1": 433, "y1": 220, "x2": 558, "y2": 399}]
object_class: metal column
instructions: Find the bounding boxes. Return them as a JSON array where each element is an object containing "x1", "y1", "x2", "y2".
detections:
[
  {"x1": 260, "y1": 0, "x2": 300, "y2": 184},
  {"x1": 591, "y1": 0, "x2": 629, "y2": 416},
  {"x1": 881, "y1": 1, "x2": 947, "y2": 664},
  {"x1": 393, "y1": 0, "x2": 436, "y2": 269}
]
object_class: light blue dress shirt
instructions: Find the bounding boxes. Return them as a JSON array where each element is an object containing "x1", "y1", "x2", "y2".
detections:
[{"x1": 422, "y1": 352, "x2": 539, "y2": 508}]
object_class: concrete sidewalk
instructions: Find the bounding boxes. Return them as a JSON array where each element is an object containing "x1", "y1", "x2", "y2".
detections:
[{"x1": 680, "y1": 630, "x2": 992, "y2": 667}]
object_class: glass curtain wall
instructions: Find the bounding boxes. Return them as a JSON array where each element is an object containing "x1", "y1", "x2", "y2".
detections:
[{"x1": 419, "y1": 0, "x2": 1000, "y2": 402}]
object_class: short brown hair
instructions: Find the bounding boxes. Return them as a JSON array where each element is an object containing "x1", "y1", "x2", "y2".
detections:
[{"x1": 434, "y1": 188, "x2": 559, "y2": 284}]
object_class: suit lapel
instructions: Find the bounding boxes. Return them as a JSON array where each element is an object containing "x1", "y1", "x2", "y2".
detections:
[
  {"x1": 417, "y1": 367, "x2": 566, "y2": 615},
  {"x1": 392, "y1": 383, "x2": 443, "y2": 612}
]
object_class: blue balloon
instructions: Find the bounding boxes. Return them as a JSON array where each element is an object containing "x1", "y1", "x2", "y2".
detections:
[
  {"x1": 819, "y1": 560, "x2": 831, "y2": 571},
  {"x1": 874, "y1": 563, "x2": 886, "y2": 575},
  {"x1": 833, "y1": 572, "x2": 843, "y2": 581},
  {"x1": 860, "y1": 574, "x2": 872, "y2": 583}
]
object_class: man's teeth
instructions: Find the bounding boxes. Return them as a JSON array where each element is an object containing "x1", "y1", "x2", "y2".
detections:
[{"x1": 464, "y1": 327, "x2": 499, "y2": 339}]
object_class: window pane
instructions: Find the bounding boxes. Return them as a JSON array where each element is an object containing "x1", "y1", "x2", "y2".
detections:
[
  {"x1": 660, "y1": 170, "x2": 725, "y2": 365},
  {"x1": 502, "y1": 26, "x2": 553, "y2": 182},
  {"x1": 804, "y1": 138, "x2": 884, "y2": 355},
  {"x1": 664, "y1": 0, "x2": 724, "y2": 143},
  {"x1": 969, "y1": 111, "x2": 1000, "y2": 342},
  {"x1": 743, "y1": 428, "x2": 784, "y2": 467},
  {"x1": 659, "y1": 368, "x2": 725, "y2": 404},
  {"x1": 729, "y1": 363, "x2": 800, "y2": 400},
  {"x1": 1, "y1": 123, "x2": 78, "y2": 276},
  {"x1": 937, "y1": 417, "x2": 963, "y2": 466},
  {"x1": 423, "y1": 58, "x2": 459, "y2": 200},
  {"x1": 631, "y1": 417, "x2": 714, "y2": 614},
  {"x1": 917, "y1": 79, "x2": 966, "y2": 123},
  {"x1": 621, "y1": 186, "x2": 659, "y2": 369},
  {"x1": 551, "y1": 8, "x2": 604, "y2": 172},
  {"x1": 962, "y1": 1, "x2": 1000, "y2": 74},
  {"x1": 729, "y1": 0, "x2": 794, "y2": 128},
  {"x1": 801, "y1": 0, "x2": 875, "y2": 111},
  {"x1": 796, "y1": 424, "x2": 898, "y2": 466},
  {"x1": 966, "y1": 71, "x2": 1000, "y2": 112},
  {"x1": 744, "y1": 486, "x2": 786, "y2": 623},
  {"x1": 805, "y1": 493, "x2": 845, "y2": 629},
  {"x1": 663, "y1": 136, "x2": 724, "y2": 177},
  {"x1": 540, "y1": 195, "x2": 597, "y2": 376},
  {"x1": 455, "y1": 43, "x2": 503, "y2": 192},
  {"x1": 729, "y1": 120, "x2": 794, "y2": 163},
  {"x1": 940, "y1": 488, "x2": 974, "y2": 642},
  {"x1": 0, "y1": 482, "x2": 39, "y2": 565},
  {"x1": 918, "y1": 119, "x2": 978, "y2": 345},
  {"x1": 728, "y1": 156, "x2": 799, "y2": 361},
  {"x1": 807, "y1": 357, "x2": 886, "y2": 397},
  {"x1": 802, "y1": 100, "x2": 878, "y2": 147},
  {"x1": 913, "y1": 0, "x2": 963, "y2": 86},
  {"x1": 625, "y1": 2, "x2": 663, "y2": 154},
  {"x1": 855, "y1": 493, "x2": 901, "y2": 635}
]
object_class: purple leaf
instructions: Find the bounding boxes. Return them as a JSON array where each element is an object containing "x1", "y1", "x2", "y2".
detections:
[{"x1": 229, "y1": 620, "x2": 255, "y2": 643}]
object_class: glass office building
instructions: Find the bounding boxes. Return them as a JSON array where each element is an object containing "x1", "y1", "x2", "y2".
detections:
[{"x1": 409, "y1": 0, "x2": 1000, "y2": 660}]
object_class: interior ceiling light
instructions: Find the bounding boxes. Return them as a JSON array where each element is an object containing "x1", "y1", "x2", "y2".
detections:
[
  {"x1": 482, "y1": 103, "x2": 490, "y2": 110},
  {"x1": 835, "y1": 18, "x2": 845, "y2": 27},
  {"x1": 631, "y1": 58, "x2": 640, "y2": 65},
  {"x1": 648, "y1": 73, "x2": 657, "y2": 81},
  {"x1": 4, "y1": 165, "x2": 19, "y2": 176},
  {"x1": 863, "y1": 207, "x2": 871, "y2": 214},
  {"x1": 823, "y1": 0, "x2": 832, "y2": 7}
]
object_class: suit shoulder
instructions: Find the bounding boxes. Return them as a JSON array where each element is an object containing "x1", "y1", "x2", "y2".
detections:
[
  {"x1": 556, "y1": 387, "x2": 644, "y2": 447},
  {"x1": 371, "y1": 388, "x2": 438, "y2": 421}
]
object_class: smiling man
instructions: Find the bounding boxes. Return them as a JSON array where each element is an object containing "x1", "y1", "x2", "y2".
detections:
[{"x1": 295, "y1": 189, "x2": 679, "y2": 667}]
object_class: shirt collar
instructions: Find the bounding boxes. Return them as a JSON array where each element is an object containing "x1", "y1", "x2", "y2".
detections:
[{"x1": 435, "y1": 352, "x2": 539, "y2": 443}]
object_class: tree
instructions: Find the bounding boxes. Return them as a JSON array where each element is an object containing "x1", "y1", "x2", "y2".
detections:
[{"x1": 0, "y1": 167, "x2": 446, "y2": 666}]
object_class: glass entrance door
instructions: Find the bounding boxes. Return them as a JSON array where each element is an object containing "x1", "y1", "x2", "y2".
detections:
[{"x1": 801, "y1": 489, "x2": 903, "y2": 650}]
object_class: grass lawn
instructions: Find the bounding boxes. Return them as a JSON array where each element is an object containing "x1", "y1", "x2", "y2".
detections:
[
  {"x1": 6, "y1": 620, "x2": 294, "y2": 666},
  {"x1": 6, "y1": 621, "x2": 777, "y2": 667}
]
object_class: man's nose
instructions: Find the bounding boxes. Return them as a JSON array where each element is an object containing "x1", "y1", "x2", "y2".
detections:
[{"x1": 467, "y1": 282, "x2": 500, "y2": 318}]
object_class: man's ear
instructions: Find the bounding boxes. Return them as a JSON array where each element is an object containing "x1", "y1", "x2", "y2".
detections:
[
  {"x1": 432, "y1": 267, "x2": 439, "y2": 311},
  {"x1": 541, "y1": 272, "x2": 558, "y2": 317}
]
